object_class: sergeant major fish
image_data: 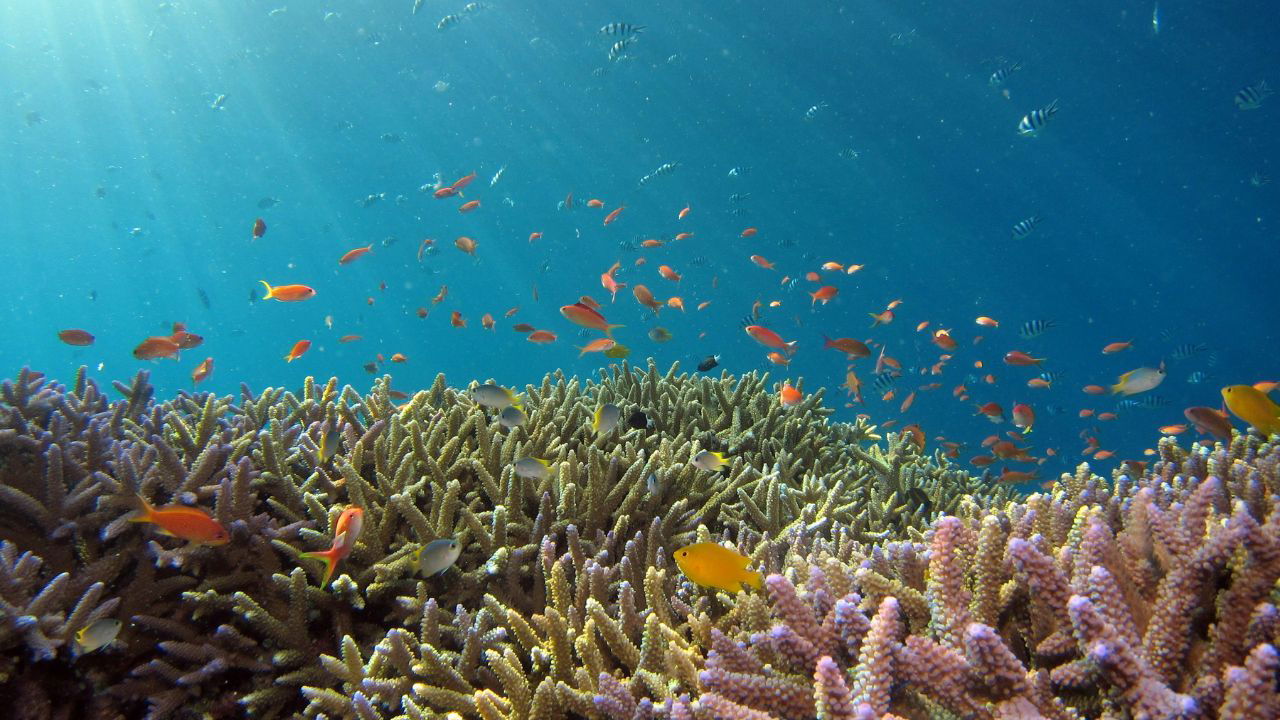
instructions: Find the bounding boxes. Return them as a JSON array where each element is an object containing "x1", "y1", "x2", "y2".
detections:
[
  {"x1": 1017, "y1": 99, "x2": 1059, "y2": 136},
  {"x1": 1011, "y1": 215, "x2": 1041, "y2": 239},
  {"x1": 1235, "y1": 81, "x2": 1273, "y2": 110}
]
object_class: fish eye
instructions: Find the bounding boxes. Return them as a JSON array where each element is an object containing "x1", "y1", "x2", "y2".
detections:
[{"x1": 679, "y1": 551, "x2": 686, "y2": 557}]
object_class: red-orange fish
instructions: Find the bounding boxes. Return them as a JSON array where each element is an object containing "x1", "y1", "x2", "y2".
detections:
[
  {"x1": 459, "y1": 200, "x2": 481, "y2": 213},
  {"x1": 740, "y1": 227, "x2": 758, "y2": 238},
  {"x1": 750, "y1": 255, "x2": 775, "y2": 269},
  {"x1": 869, "y1": 310, "x2": 894, "y2": 327},
  {"x1": 658, "y1": 265, "x2": 681, "y2": 283},
  {"x1": 1003, "y1": 351, "x2": 1044, "y2": 366},
  {"x1": 455, "y1": 236, "x2": 478, "y2": 255},
  {"x1": 823, "y1": 336, "x2": 870, "y2": 358},
  {"x1": 633, "y1": 285, "x2": 663, "y2": 313},
  {"x1": 434, "y1": 186, "x2": 457, "y2": 199},
  {"x1": 809, "y1": 286, "x2": 838, "y2": 305},
  {"x1": 58, "y1": 328, "x2": 95, "y2": 346},
  {"x1": 601, "y1": 261, "x2": 627, "y2": 301},
  {"x1": 260, "y1": 281, "x2": 316, "y2": 302},
  {"x1": 338, "y1": 335, "x2": 362, "y2": 343},
  {"x1": 1102, "y1": 341, "x2": 1132, "y2": 354},
  {"x1": 390, "y1": 353, "x2": 408, "y2": 363},
  {"x1": 451, "y1": 311, "x2": 466, "y2": 328},
  {"x1": 527, "y1": 330, "x2": 557, "y2": 343},
  {"x1": 481, "y1": 313, "x2": 495, "y2": 330},
  {"x1": 130, "y1": 494, "x2": 229, "y2": 546},
  {"x1": 678, "y1": 205, "x2": 691, "y2": 219},
  {"x1": 931, "y1": 329, "x2": 957, "y2": 350},
  {"x1": 301, "y1": 505, "x2": 363, "y2": 586},
  {"x1": 561, "y1": 302, "x2": 624, "y2": 337},
  {"x1": 339, "y1": 244, "x2": 373, "y2": 265},
  {"x1": 133, "y1": 336, "x2": 181, "y2": 361},
  {"x1": 451, "y1": 171, "x2": 478, "y2": 192},
  {"x1": 578, "y1": 338, "x2": 617, "y2": 356},
  {"x1": 284, "y1": 340, "x2": 311, "y2": 362},
  {"x1": 603, "y1": 205, "x2": 625, "y2": 225},
  {"x1": 779, "y1": 382, "x2": 802, "y2": 407},
  {"x1": 512, "y1": 323, "x2": 535, "y2": 333},
  {"x1": 252, "y1": 218, "x2": 266, "y2": 239},
  {"x1": 586, "y1": 198, "x2": 604, "y2": 208},
  {"x1": 529, "y1": 232, "x2": 543, "y2": 242},
  {"x1": 744, "y1": 325, "x2": 797, "y2": 354},
  {"x1": 191, "y1": 357, "x2": 213, "y2": 387}
]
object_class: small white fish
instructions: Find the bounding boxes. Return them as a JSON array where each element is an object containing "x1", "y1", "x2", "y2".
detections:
[
  {"x1": 268, "y1": 7, "x2": 287, "y2": 17},
  {"x1": 513, "y1": 457, "x2": 551, "y2": 480},
  {"x1": 412, "y1": 0, "x2": 425, "y2": 15},
  {"x1": 472, "y1": 383, "x2": 521, "y2": 411},
  {"x1": 691, "y1": 450, "x2": 727, "y2": 472},
  {"x1": 803, "y1": 102, "x2": 828, "y2": 121},
  {"x1": 499, "y1": 405, "x2": 526, "y2": 428},
  {"x1": 1111, "y1": 362, "x2": 1167, "y2": 396},
  {"x1": 490, "y1": 165, "x2": 506, "y2": 187},
  {"x1": 1151, "y1": 3, "x2": 1160, "y2": 35},
  {"x1": 594, "y1": 403, "x2": 621, "y2": 435},
  {"x1": 209, "y1": 93, "x2": 228, "y2": 110},
  {"x1": 414, "y1": 538, "x2": 462, "y2": 576},
  {"x1": 645, "y1": 473, "x2": 659, "y2": 495},
  {"x1": 75, "y1": 618, "x2": 123, "y2": 654}
]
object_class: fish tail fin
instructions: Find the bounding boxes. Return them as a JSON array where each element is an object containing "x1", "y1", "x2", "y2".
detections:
[
  {"x1": 868, "y1": 313, "x2": 881, "y2": 327},
  {"x1": 785, "y1": 340, "x2": 798, "y2": 355},
  {"x1": 259, "y1": 280, "x2": 274, "y2": 300},
  {"x1": 301, "y1": 548, "x2": 340, "y2": 586},
  {"x1": 606, "y1": 323, "x2": 624, "y2": 339},
  {"x1": 127, "y1": 494, "x2": 154, "y2": 524},
  {"x1": 743, "y1": 570, "x2": 763, "y2": 590}
]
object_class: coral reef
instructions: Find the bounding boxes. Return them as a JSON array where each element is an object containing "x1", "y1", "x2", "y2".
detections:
[{"x1": 0, "y1": 361, "x2": 1276, "y2": 720}]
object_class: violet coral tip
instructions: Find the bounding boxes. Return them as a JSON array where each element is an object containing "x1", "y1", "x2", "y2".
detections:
[{"x1": 814, "y1": 655, "x2": 857, "y2": 720}]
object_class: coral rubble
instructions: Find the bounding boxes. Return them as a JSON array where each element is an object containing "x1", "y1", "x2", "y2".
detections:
[{"x1": 0, "y1": 362, "x2": 1275, "y2": 720}]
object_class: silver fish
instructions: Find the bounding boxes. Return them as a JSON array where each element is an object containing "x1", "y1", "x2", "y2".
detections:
[
  {"x1": 472, "y1": 383, "x2": 521, "y2": 410},
  {"x1": 513, "y1": 457, "x2": 551, "y2": 480},
  {"x1": 75, "y1": 618, "x2": 123, "y2": 654},
  {"x1": 593, "y1": 403, "x2": 621, "y2": 435},
  {"x1": 499, "y1": 405, "x2": 526, "y2": 428},
  {"x1": 691, "y1": 449, "x2": 727, "y2": 471},
  {"x1": 415, "y1": 538, "x2": 462, "y2": 576}
]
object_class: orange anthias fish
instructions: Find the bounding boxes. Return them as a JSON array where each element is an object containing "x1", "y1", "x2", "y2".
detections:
[
  {"x1": 1102, "y1": 341, "x2": 1132, "y2": 354},
  {"x1": 926, "y1": 329, "x2": 954, "y2": 351},
  {"x1": 869, "y1": 310, "x2": 894, "y2": 327},
  {"x1": 451, "y1": 171, "x2": 478, "y2": 192},
  {"x1": 529, "y1": 232, "x2": 543, "y2": 242},
  {"x1": 481, "y1": 313, "x2": 495, "y2": 330},
  {"x1": 823, "y1": 335, "x2": 870, "y2": 358},
  {"x1": 1011, "y1": 403, "x2": 1035, "y2": 433},
  {"x1": 744, "y1": 325, "x2": 797, "y2": 354},
  {"x1": 1003, "y1": 351, "x2": 1045, "y2": 366},
  {"x1": 133, "y1": 336, "x2": 181, "y2": 361},
  {"x1": 260, "y1": 281, "x2": 316, "y2": 302},
  {"x1": 129, "y1": 495, "x2": 229, "y2": 546},
  {"x1": 975, "y1": 316, "x2": 999, "y2": 327},
  {"x1": 170, "y1": 323, "x2": 203, "y2": 349},
  {"x1": 678, "y1": 205, "x2": 691, "y2": 219},
  {"x1": 284, "y1": 340, "x2": 311, "y2": 362},
  {"x1": 750, "y1": 255, "x2": 775, "y2": 270},
  {"x1": 779, "y1": 382, "x2": 802, "y2": 407},
  {"x1": 301, "y1": 506, "x2": 364, "y2": 587},
  {"x1": 459, "y1": 200, "x2": 481, "y2": 213},
  {"x1": 632, "y1": 285, "x2": 664, "y2": 314},
  {"x1": 528, "y1": 330, "x2": 557, "y2": 343},
  {"x1": 58, "y1": 328, "x2": 95, "y2": 346},
  {"x1": 560, "y1": 302, "x2": 624, "y2": 338},
  {"x1": 603, "y1": 206, "x2": 625, "y2": 225},
  {"x1": 339, "y1": 244, "x2": 374, "y2": 264},
  {"x1": 451, "y1": 311, "x2": 466, "y2": 328},
  {"x1": 809, "y1": 286, "x2": 838, "y2": 305},
  {"x1": 586, "y1": 198, "x2": 604, "y2": 208},
  {"x1": 601, "y1": 261, "x2": 627, "y2": 301},
  {"x1": 390, "y1": 353, "x2": 408, "y2": 363},
  {"x1": 577, "y1": 338, "x2": 617, "y2": 357},
  {"x1": 252, "y1": 217, "x2": 266, "y2": 239},
  {"x1": 434, "y1": 186, "x2": 457, "y2": 199},
  {"x1": 658, "y1": 265, "x2": 681, "y2": 283},
  {"x1": 455, "y1": 236, "x2": 478, "y2": 255},
  {"x1": 740, "y1": 227, "x2": 758, "y2": 238},
  {"x1": 191, "y1": 357, "x2": 214, "y2": 386},
  {"x1": 1184, "y1": 406, "x2": 1234, "y2": 440}
]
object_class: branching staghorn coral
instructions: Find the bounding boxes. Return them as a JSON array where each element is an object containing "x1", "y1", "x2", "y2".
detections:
[{"x1": 10, "y1": 363, "x2": 1276, "y2": 720}]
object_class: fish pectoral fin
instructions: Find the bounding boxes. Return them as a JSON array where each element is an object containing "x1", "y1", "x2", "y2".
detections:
[{"x1": 742, "y1": 570, "x2": 764, "y2": 590}]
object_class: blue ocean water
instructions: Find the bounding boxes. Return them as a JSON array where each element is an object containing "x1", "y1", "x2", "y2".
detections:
[{"x1": 2, "y1": 0, "x2": 1274, "y2": 482}]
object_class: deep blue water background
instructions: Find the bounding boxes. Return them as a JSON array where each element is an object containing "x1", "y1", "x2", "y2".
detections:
[{"x1": 2, "y1": 0, "x2": 1275, "y2": 480}]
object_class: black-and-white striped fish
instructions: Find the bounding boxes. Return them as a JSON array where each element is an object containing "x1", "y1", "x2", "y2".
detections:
[
  {"x1": 438, "y1": 13, "x2": 462, "y2": 30},
  {"x1": 1116, "y1": 395, "x2": 1171, "y2": 410},
  {"x1": 1017, "y1": 99, "x2": 1059, "y2": 137},
  {"x1": 600, "y1": 22, "x2": 645, "y2": 36},
  {"x1": 728, "y1": 166, "x2": 751, "y2": 177},
  {"x1": 490, "y1": 165, "x2": 506, "y2": 187},
  {"x1": 1011, "y1": 215, "x2": 1041, "y2": 239},
  {"x1": 1170, "y1": 342, "x2": 1207, "y2": 360},
  {"x1": 1039, "y1": 370, "x2": 1064, "y2": 384},
  {"x1": 1186, "y1": 371, "x2": 1210, "y2": 384},
  {"x1": 989, "y1": 62, "x2": 1021, "y2": 87},
  {"x1": 873, "y1": 371, "x2": 897, "y2": 394},
  {"x1": 638, "y1": 162, "x2": 679, "y2": 186},
  {"x1": 1235, "y1": 81, "x2": 1272, "y2": 110},
  {"x1": 607, "y1": 37, "x2": 636, "y2": 61},
  {"x1": 729, "y1": 192, "x2": 751, "y2": 203},
  {"x1": 1018, "y1": 319, "x2": 1056, "y2": 339}
]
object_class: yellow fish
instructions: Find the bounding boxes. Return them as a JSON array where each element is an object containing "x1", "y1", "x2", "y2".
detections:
[
  {"x1": 673, "y1": 542, "x2": 762, "y2": 593},
  {"x1": 1222, "y1": 385, "x2": 1280, "y2": 436}
]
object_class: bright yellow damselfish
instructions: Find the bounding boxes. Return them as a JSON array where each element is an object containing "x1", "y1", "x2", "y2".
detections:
[
  {"x1": 673, "y1": 542, "x2": 762, "y2": 593},
  {"x1": 1222, "y1": 385, "x2": 1280, "y2": 436}
]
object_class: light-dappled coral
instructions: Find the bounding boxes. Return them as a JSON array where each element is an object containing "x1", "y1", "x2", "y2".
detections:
[{"x1": 3, "y1": 362, "x2": 1275, "y2": 720}]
